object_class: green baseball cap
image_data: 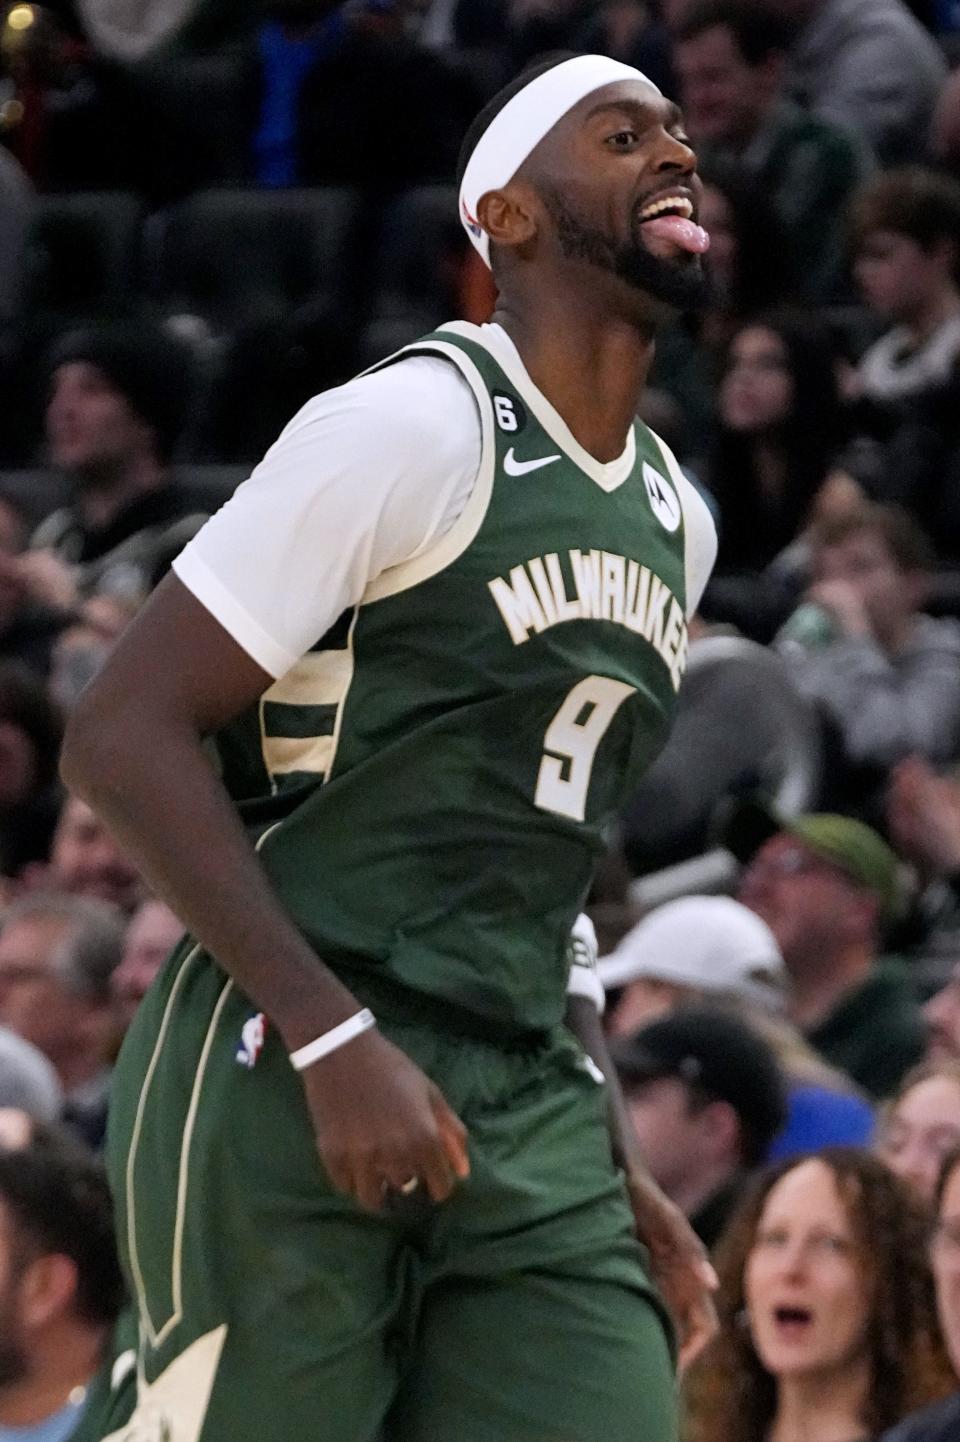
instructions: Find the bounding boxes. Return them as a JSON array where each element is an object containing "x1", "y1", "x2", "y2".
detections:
[{"x1": 721, "y1": 798, "x2": 902, "y2": 923}]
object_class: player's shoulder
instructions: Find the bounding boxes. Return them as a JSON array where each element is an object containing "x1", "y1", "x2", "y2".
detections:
[
  {"x1": 641, "y1": 423, "x2": 718, "y2": 615},
  {"x1": 643, "y1": 427, "x2": 716, "y2": 541},
  {"x1": 288, "y1": 343, "x2": 479, "y2": 444}
]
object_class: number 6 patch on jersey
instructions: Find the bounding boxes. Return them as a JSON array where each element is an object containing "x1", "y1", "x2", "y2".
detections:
[{"x1": 492, "y1": 391, "x2": 527, "y2": 434}]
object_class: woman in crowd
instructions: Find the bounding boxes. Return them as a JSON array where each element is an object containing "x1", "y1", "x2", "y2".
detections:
[
  {"x1": 649, "y1": 163, "x2": 789, "y2": 465},
  {"x1": 708, "y1": 310, "x2": 846, "y2": 576},
  {"x1": 687, "y1": 1150, "x2": 954, "y2": 1442},
  {"x1": 879, "y1": 1149, "x2": 960, "y2": 1442},
  {"x1": 877, "y1": 1062, "x2": 960, "y2": 1205}
]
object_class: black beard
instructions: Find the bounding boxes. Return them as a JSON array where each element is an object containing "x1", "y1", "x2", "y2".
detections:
[{"x1": 541, "y1": 185, "x2": 710, "y2": 313}]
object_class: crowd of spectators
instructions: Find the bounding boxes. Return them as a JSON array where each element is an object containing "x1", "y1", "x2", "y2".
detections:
[{"x1": 0, "y1": 0, "x2": 960, "y2": 1438}]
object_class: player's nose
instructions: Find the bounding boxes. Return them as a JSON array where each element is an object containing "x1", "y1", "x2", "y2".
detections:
[{"x1": 651, "y1": 129, "x2": 696, "y2": 176}]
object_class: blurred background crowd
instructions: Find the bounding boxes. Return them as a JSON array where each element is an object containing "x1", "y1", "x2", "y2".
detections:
[{"x1": 2, "y1": 0, "x2": 960, "y2": 1439}]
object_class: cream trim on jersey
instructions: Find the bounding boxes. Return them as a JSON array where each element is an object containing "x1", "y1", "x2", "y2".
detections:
[
  {"x1": 361, "y1": 343, "x2": 497, "y2": 604},
  {"x1": 322, "y1": 607, "x2": 359, "y2": 781},
  {"x1": 264, "y1": 735, "x2": 335, "y2": 777},
  {"x1": 439, "y1": 321, "x2": 637, "y2": 494},
  {"x1": 649, "y1": 428, "x2": 718, "y2": 618},
  {"x1": 126, "y1": 944, "x2": 201, "y2": 1349},
  {"x1": 162, "y1": 976, "x2": 235, "y2": 1347},
  {"x1": 266, "y1": 649, "x2": 354, "y2": 708},
  {"x1": 101, "y1": 1325, "x2": 228, "y2": 1442},
  {"x1": 257, "y1": 693, "x2": 274, "y2": 795},
  {"x1": 126, "y1": 824, "x2": 284, "y2": 1355},
  {"x1": 260, "y1": 646, "x2": 356, "y2": 784},
  {"x1": 131, "y1": 968, "x2": 234, "y2": 1352}
]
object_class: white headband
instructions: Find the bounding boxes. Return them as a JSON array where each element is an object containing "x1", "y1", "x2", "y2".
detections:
[{"x1": 459, "y1": 54, "x2": 656, "y2": 269}]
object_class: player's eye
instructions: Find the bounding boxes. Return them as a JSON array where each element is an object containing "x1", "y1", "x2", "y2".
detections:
[{"x1": 607, "y1": 129, "x2": 638, "y2": 149}]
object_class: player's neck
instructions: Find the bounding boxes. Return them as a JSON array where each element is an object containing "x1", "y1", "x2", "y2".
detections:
[{"x1": 492, "y1": 296, "x2": 655, "y2": 465}]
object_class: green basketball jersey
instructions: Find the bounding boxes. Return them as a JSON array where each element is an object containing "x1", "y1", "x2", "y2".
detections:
[{"x1": 216, "y1": 323, "x2": 695, "y2": 1032}]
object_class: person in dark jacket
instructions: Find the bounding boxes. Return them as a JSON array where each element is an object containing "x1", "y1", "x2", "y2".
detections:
[
  {"x1": 612, "y1": 1006, "x2": 788, "y2": 1249},
  {"x1": 33, "y1": 324, "x2": 207, "y2": 606}
]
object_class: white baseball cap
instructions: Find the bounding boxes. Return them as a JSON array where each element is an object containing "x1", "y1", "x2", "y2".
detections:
[
  {"x1": 597, "y1": 895, "x2": 787, "y2": 1012},
  {"x1": 0, "y1": 1027, "x2": 62, "y2": 1121}
]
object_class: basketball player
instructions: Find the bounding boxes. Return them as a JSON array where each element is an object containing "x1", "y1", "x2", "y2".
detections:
[{"x1": 63, "y1": 52, "x2": 718, "y2": 1442}]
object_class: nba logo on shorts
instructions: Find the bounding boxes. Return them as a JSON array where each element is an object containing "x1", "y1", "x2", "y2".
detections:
[{"x1": 236, "y1": 1012, "x2": 266, "y2": 1069}]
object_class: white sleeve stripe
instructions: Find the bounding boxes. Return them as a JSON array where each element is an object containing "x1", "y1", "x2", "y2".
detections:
[{"x1": 172, "y1": 550, "x2": 299, "y2": 680}]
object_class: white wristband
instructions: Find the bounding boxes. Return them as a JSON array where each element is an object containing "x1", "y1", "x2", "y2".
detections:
[{"x1": 289, "y1": 1008, "x2": 376, "y2": 1071}]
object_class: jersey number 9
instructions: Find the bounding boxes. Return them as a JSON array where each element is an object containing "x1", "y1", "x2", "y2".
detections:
[{"x1": 535, "y1": 675, "x2": 636, "y2": 822}]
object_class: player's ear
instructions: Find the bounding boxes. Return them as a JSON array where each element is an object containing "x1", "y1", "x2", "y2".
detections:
[{"x1": 477, "y1": 185, "x2": 538, "y2": 253}]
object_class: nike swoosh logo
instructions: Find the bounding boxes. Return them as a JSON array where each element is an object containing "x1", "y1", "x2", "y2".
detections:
[{"x1": 503, "y1": 448, "x2": 562, "y2": 476}]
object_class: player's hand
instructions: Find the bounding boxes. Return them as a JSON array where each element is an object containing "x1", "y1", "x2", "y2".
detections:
[
  {"x1": 625, "y1": 1169, "x2": 719, "y2": 1373},
  {"x1": 300, "y1": 1026, "x2": 470, "y2": 1212}
]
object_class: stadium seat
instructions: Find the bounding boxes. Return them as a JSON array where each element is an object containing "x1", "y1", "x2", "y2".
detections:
[
  {"x1": 199, "y1": 297, "x2": 360, "y2": 463},
  {"x1": 0, "y1": 470, "x2": 69, "y2": 530},
  {"x1": 142, "y1": 188, "x2": 359, "y2": 333},
  {"x1": 360, "y1": 185, "x2": 464, "y2": 365},
  {"x1": 23, "y1": 193, "x2": 145, "y2": 325},
  {"x1": 0, "y1": 467, "x2": 245, "y2": 535},
  {"x1": 372, "y1": 186, "x2": 462, "y2": 309},
  {"x1": 171, "y1": 464, "x2": 248, "y2": 509},
  {"x1": 124, "y1": 52, "x2": 252, "y2": 199}
]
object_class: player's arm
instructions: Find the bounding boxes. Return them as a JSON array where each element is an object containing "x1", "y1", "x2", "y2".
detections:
[
  {"x1": 61, "y1": 575, "x2": 468, "y2": 1211},
  {"x1": 563, "y1": 915, "x2": 652, "y2": 1179},
  {"x1": 61, "y1": 364, "x2": 481, "y2": 1213},
  {"x1": 563, "y1": 919, "x2": 718, "y2": 1371}
]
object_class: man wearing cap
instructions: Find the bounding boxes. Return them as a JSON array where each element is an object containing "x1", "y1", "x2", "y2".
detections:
[
  {"x1": 613, "y1": 1007, "x2": 788, "y2": 1248},
  {"x1": 63, "y1": 51, "x2": 718, "y2": 1442},
  {"x1": 734, "y1": 804, "x2": 925, "y2": 1098},
  {"x1": 0, "y1": 1028, "x2": 62, "y2": 1123},
  {"x1": 599, "y1": 894, "x2": 876, "y2": 1156},
  {"x1": 600, "y1": 893, "x2": 789, "y2": 1037},
  {"x1": 29, "y1": 324, "x2": 208, "y2": 607}
]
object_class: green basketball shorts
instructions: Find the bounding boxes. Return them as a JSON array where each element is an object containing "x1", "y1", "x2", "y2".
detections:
[{"x1": 89, "y1": 943, "x2": 677, "y2": 1442}]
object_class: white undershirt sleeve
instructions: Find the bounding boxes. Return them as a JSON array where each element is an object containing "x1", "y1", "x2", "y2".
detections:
[{"x1": 172, "y1": 356, "x2": 482, "y2": 678}]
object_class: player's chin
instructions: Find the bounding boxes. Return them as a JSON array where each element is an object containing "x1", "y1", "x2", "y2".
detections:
[{"x1": 623, "y1": 252, "x2": 709, "y2": 311}]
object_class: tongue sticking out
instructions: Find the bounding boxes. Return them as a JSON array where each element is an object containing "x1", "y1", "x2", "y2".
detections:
[{"x1": 641, "y1": 215, "x2": 711, "y2": 254}]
